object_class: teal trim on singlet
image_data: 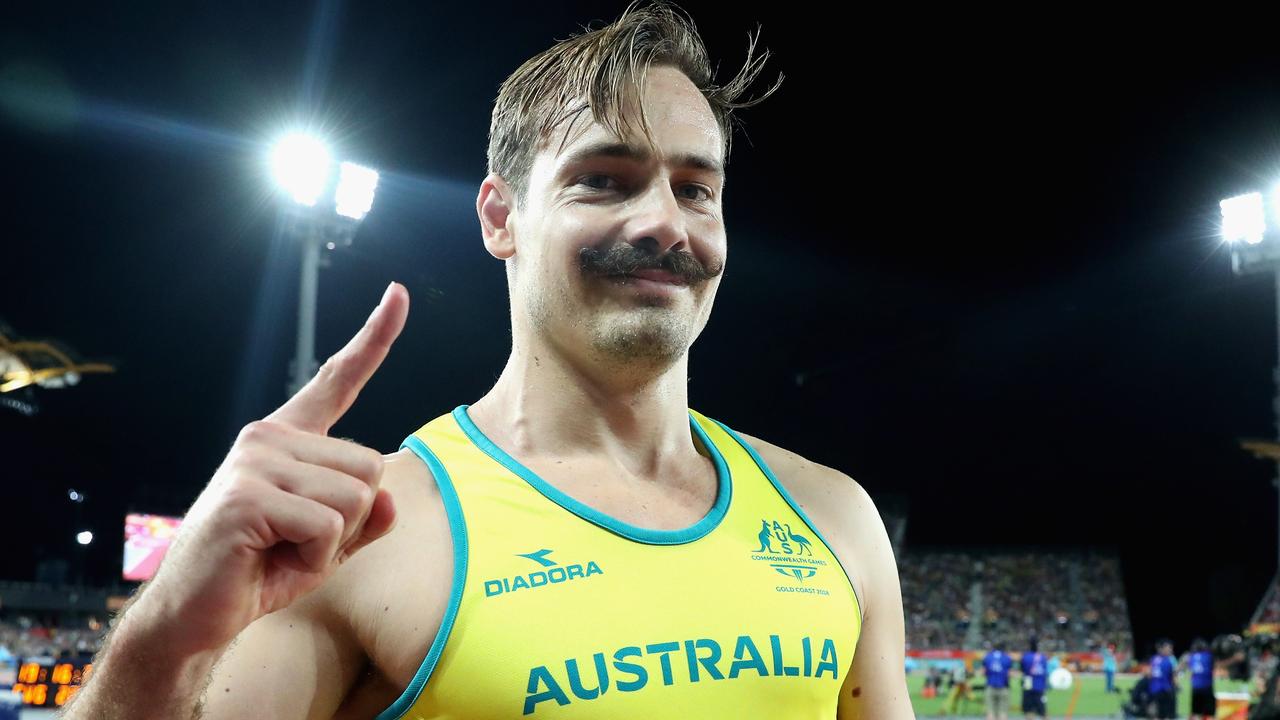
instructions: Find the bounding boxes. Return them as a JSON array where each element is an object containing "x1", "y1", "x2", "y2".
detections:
[
  {"x1": 375, "y1": 435, "x2": 468, "y2": 720},
  {"x1": 452, "y1": 404, "x2": 733, "y2": 546},
  {"x1": 709, "y1": 418, "x2": 864, "y2": 624}
]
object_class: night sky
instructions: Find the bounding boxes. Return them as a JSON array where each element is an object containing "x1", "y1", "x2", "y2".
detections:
[{"x1": 5, "y1": 3, "x2": 1280, "y2": 654}]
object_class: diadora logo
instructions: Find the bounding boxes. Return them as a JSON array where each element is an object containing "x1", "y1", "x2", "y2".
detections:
[
  {"x1": 749, "y1": 519, "x2": 829, "y2": 591},
  {"x1": 484, "y1": 548, "x2": 604, "y2": 598},
  {"x1": 516, "y1": 549, "x2": 558, "y2": 567}
]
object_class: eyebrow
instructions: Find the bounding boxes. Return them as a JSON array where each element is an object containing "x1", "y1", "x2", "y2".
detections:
[{"x1": 559, "y1": 141, "x2": 724, "y2": 178}]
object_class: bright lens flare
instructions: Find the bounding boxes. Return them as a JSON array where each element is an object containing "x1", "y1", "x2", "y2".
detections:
[
  {"x1": 335, "y1": 162, "x2": 379, "y2": 220},
  {"x1": 1221, "y1": 191, "x2": 1265, "y2": 245},
  {"x1": 271, "y1": 133, "x2": 332, "y2": 206}
]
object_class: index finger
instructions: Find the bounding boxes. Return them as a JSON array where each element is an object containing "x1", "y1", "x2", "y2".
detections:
[{"x1": 267, "y1": 282, "x2": 409, "y2": 434}]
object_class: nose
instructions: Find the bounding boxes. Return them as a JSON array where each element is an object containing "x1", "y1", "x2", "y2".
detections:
[{"x1": 624, "y1": 181, "x2": 689, "y2": 257}]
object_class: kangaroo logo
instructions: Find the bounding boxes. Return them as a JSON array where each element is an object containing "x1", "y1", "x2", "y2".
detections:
[{"x1": 754, "y1": 520, "x2": 774, "y2": 552}]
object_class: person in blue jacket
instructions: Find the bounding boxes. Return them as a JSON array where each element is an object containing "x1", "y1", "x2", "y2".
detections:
[
  {"x1": 1019, "y1": 638, "x2": 1048, "y2": 720},
  {"x1": 1184, "y1": 638, "x2": 1216, "y2": 720},
  {"x1": 1148, "y1": 639, "x2": 1177, "y2": 720},
  {"x1": 983, "y1": 642, "x2": 1013, "y2": 720}
]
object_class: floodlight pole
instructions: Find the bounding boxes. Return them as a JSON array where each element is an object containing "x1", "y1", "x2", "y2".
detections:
[
  {"x1": 272, "y1": 136, "x2": 375, "y2": 401},
  {"x1": 280, "y1": 205, "x2": 361, "y2": 400},
  {"x1": 289, "y1": 231, "x2": 323, "y2": 398},
  {"x1": 1274, "y1": 268, "x2": 1280, "y2": 575}
]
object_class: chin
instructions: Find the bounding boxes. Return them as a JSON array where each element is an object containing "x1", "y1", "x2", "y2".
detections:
[{"x1": 589, "y1": 318, "x2": 691, "y2": 365}]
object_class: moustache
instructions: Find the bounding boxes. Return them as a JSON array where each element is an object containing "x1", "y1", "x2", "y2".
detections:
[{"x1": 578, "y1": 244, "x2": 723, "y2": 284}]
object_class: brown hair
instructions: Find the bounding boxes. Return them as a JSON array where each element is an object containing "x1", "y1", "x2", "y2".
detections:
[{"x1": 487, "y1": 0, "x2": 781, "y2": 206}]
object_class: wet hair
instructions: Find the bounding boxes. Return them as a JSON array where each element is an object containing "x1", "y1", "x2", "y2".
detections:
[{"x1": 487, "y1": 0, "x2": 781, "y2": 206}]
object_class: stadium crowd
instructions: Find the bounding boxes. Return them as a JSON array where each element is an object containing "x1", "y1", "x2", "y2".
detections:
[
  {"x1": 899, "y1": 550, "x2": 1135, "y2": 653},
  {"x1": 1259, "y1": 583, "x2": 1280, "y2": 624},
  {"x1": 0, "y1": 615, "x2": 103, "y2": 660},
  {"x1": 1078, "y1": 556, "x2": 1133, "y2": 651},
  {"x1": 899, "y1": 552, "x2": 975, "y2": 648}
]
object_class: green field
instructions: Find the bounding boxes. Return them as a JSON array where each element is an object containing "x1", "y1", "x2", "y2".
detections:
[{"x1": 908, "y1": 672, "x2": 1252, "y2": 718}]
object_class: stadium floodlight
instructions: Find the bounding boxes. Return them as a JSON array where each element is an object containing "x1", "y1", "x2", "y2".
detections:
[
  {"x1": 1221, "y1": 191, "x2": 1265, "y2": 245},
  {"x1": 267, "y1": 130, "x2": 381, "y2": 398},
  {"x1": 335, "y1": 162, "x2": 379, "y2": 220},
  {"x1": 76, "y1": 530, "x2": 93, "y2": 545},
  {"x1": 271, "y1": 133, "x2": 332, "y2": 207},
  {"x1": 1222, "y1": 183, "x2": 1280, "y2": 578}
]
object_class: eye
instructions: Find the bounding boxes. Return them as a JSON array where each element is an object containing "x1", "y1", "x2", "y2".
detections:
[
  {"x1": 677, "y1": 184, "x2": 713, "y2": 202},
  {"x1": 577, "y1": 174, "x2": 618, "y2": 191}
]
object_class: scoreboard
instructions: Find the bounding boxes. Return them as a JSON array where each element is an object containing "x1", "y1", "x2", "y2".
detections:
[
  {"x1": 11, "y1": 658, "x2": 91, "y2": 708},
  {"x1": 123, "y1": 513, "x2": 182, "y2": 581}
]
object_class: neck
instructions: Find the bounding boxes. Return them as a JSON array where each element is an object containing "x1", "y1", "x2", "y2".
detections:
[{"x1": 468, "y1": 332, "x2": 700, "y2": 481}]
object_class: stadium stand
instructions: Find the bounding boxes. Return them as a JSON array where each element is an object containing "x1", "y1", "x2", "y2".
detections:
[
  {"x1": 899, "y1": 549, "x2": 1134, "y2": 653},
  {"x1": 1254, "y1": 575, "x2": 1280, "y2": 625},
  {"x1": 899, "y1": 552, "x2": 975, "y2": 649},
  {"x1": 0, "y1": 616, "x2": 104, "y2": 660}
]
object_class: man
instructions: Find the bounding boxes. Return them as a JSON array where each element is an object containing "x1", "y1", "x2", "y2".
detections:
[
  {"x1": 982, "y1": 643, "x2": 1013, "y2": 720},
  {"x1": 1019, "y1": 639, "x2": 1048, "y2": 720},
  {"x1": 1185, "y1": 638, "x2": 1215, "y2": 720},
  {"x1": 1121, "y1": 665, "x2": 1153, "y2": 720},
  {"x1": 1148, "y1": 640, "x2": 1177, "y2": 720},
  {"x1": 1102, "y1": 643, "x2": 1118, "y2": 694},
  {"x1": 61, "y1": 3, "x2": 911, "y2": 719},
  {"x1": 943, "y1": 659, "x2": 975, "y2": 716}
]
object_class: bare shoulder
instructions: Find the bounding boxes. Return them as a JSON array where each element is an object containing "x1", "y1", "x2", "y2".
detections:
[
  {"x1": 731, "y1": 431, "x2": 880, "y2": 527},
  {"x1": 323, "y1": 447, "x2": 444, "y2": 594},
  {"x1": 732, "y1": 431, "x2": 890, "y2": 617},
  {"x1": 312, "y1": 447, "x2": 455, "y2": 696}
]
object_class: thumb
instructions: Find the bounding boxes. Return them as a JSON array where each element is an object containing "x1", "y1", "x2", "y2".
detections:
[{"x1": 340, "y1": 487, "x2": 397, "y2": 561}]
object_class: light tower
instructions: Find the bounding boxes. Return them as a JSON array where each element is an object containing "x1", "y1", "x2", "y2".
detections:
[
  {"x1": 269, "y1": 132, "x2": 380, "y2": 397},
  {"x1": 1222, "y1": 189, "x2": 1280, "y2": 574}
]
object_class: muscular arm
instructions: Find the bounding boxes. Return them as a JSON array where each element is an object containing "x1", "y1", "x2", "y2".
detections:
[
  {"x1": 833, "y1": 474, "x2": 912, "y2": 719},
  {"x1": 196, "y1": 450, "x2": 436, "y2": 720},
  {"x1": 195, "y1": 587, "x2": 364, "y2": 720}
]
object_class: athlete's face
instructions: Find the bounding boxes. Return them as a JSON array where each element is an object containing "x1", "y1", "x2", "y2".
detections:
[{"x1": 497, "y1": 66, "x2": 727, "y2": 372}]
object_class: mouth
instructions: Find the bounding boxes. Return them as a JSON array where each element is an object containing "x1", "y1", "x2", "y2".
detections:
[{"x1": 606, "y1": 269, "x2": 687, "y2": 286}]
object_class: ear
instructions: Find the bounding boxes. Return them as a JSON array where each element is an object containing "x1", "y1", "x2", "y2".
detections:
[{"x1": 477, "y1": 174, "x2": 517, "y2": 261}]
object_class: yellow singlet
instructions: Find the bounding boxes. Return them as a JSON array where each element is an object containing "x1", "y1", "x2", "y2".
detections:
[{"x1": 375, "y1": 405, "x2": 861, "y2": 719}]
